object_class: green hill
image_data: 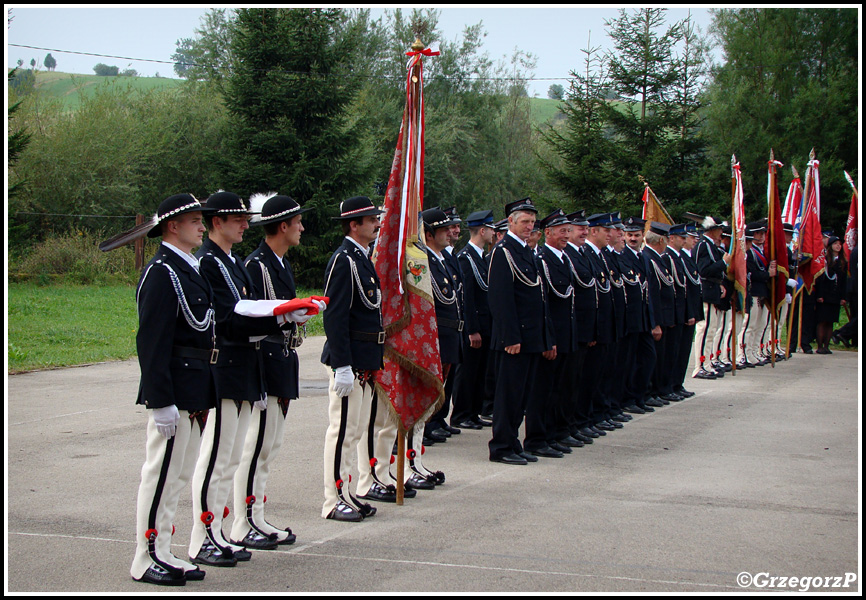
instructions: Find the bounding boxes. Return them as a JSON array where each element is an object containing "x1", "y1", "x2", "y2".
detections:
[
  {"x1": 10, "y1": 70, "x2": 184, "y2": 110},
  {"x1": 530, "y1": 97, "x2": 566, "y2": 126}
]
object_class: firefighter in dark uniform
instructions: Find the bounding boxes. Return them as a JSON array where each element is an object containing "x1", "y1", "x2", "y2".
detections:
[
  {"x1": 230, "y1": 193, "x2": 314, "y2": 548},
  {"x1": 619, "y1": 217, "x2": 658, "y2": 413},
  {"x1": 321, "y1": 196, "x2": 386, "y2": 522},
  {"x1": 665, "y1": 224, "x2": 697, "y2": 399},
  {"x1": 674, "y1": 223, "x2": 704, "y2": 397},
  {"x1": 190, "y1": 191, "x2": 311, "y2": 566},
  {"x1": 131, "y1": 194, "x2": 218, "y2": 586},
  {"x1": 451, "y1": 210, "x2": 496, "y2": 430},
  {"x1": 487, "y1": 198, "x2": 554, "y2": 464},
  {"x1": 643, "y1": 222, "x2": 678, "y2": 404},
  {"x1": 526, "y1": 209, "x2": 577, "y2": 458}
]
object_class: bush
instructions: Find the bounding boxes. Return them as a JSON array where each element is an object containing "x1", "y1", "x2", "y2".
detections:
[
  {"x1": 93, "y1": 63, "x2": 120, "y2": 76},
  {"x1": 12, "y1": 229, "x2": 146, "y2": 285}
]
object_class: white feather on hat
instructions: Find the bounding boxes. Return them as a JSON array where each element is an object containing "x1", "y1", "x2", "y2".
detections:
[{"x1": 249, "y1": 192, "x2": 278, "y2": 224}]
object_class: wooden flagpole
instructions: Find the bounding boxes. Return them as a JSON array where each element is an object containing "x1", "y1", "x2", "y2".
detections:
[
  {"x1": 730, "y1": 155, "x2": 738, "y2": 376},
  {"x1": 396, "y1": 424, "x2": 405, "y2": 505},
  {"x1": 768, "y1": 150, "x2": 777, "y2": 367}
]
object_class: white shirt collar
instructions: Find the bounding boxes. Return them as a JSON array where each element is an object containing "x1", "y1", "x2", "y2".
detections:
[
  {"x1": 468, "y1": 241, "x2": 485, "y2": 257},
  {"x1": 272, "y1": 248, "x2": 286, "y2": 268},
  {"x1": 544, "y1": 243, "x2": 564, "y2": 261},
  {"x1": 346, "y1": 236, "x2": 370, "y2": 256},
  {"x1": 163, "y1": 241, "x2": 201, "y2": 272},
  {"x1": 668, "y1": 246, "x2": 681, "y2": 256},
  {"x1": 683, "y1": 248, "x2": 692, "y2": 258},
  {"x1": 567, "y1": 241, "x2": 582, "y2": 252},
  {"x1": 507, "y1": 230, "x2": 527, "y2": 247},
  {"x1": 627, "y1": 245, "x2": 641, "y2": 258}
]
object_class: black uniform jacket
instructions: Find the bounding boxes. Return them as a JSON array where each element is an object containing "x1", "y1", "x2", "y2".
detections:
[
  {"x1": 136, "y1": 244, "x2": 217, "y2": 412},
  {"x1": 457, "y1": 244, "x2": 491, "y2": 339},
  {"x1": 538, "y1": 245, "x2": 577, "y2": 354},
  {"x1": 747, "y1": 246, "x2": 771, "y2": 300},
  {"x1": 428, "y1": 247, "x2": 463, "y2": 365},
  {"x1": 602, "y1": 247, "x2": 627, "y2": 339},
  {"x1": 582, "y1": 243, "x2": 616, "y2": 344},
  {"x1": 487, "y1": 233, "x2": 553, "y2": 353},
  {"x1": 643, "y1": 245, "x2": 676, "y2": 328},
  {"x1": 665, "y1": 248, "x2": 688, "y2": 325},
  {"x1": 681, "y1": 250, "x2": 705, "y2": 322},
  {"x1": 197, "y1": 238, "x2": 284, "y2": 403},
  {"x1": 619, "y1": 246, "x2": 652, "y2": 334},
  {"x1": 563, "y1": 243, "x2": 598, "y2": 344},
  {"x1": 695, "y1": 237, "x2": 729, "y2": 307},
  {"x1": 245, "y1": 240, "x2": 301, "y2": 400},
  {"x1": 320, "y1": 238, "x2": 385, "y2": 372}
]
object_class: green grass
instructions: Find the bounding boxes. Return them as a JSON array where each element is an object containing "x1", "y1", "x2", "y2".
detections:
[
  {"x1": 13, "y1": 70, "x2": 183, "y2": 110},
  {"x1": 8, "y1": 282, "x2": 325, "y2": 373}
]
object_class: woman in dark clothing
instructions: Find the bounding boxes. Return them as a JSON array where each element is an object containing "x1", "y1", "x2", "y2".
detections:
[{"x1": 814, "y1": 237, "x2": 848, "y2": 354}]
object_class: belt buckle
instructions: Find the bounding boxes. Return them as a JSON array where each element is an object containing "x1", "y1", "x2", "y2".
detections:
[
  {"x1": 210, "y1": 349, "x2": 219, "y2": 364},
  {"x1": 458, "y1": 320, "x2": 464, "y2": 332},
  {"x1": 377, "y1": 331, "x2": 385, "y2": 345}
]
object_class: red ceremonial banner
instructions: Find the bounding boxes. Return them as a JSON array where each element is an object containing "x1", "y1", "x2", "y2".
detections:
[
  {"x1": 799, "y1": 158, "x2": 825, "y2": 293},
  {"x1": 767, "y1": 159, "x2": 790, "y2": 313},
  {"x1": 728, "y1": 160, "x2": 748, "y2": 311},
  {"x1": 844, "y1": 172, "x2": 858, "y2": 269},
  {"x1": 372, "y1": 47, "x2": 444, "y2": 432}
]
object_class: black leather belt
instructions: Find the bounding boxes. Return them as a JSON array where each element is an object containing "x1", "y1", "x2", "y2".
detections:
[
  {"x1": 350, "y1": 330, "x2": 386, "y2": 344},
  {"x1": 172, "y1": 345, "x2": 219, "y2": 364},
  {"x1": 440, "y1": 318, "x2": 464, "y2": 332},
  {"x1": 220, "y1": 340, "x2": 261, "y2": 349}
]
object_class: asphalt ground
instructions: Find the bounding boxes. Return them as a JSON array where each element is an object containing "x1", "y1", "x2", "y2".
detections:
[{"x1": 5, "y1": 337, "x2": 861, "y2": 594}]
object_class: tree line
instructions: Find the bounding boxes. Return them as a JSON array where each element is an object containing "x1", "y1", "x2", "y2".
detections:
[{"x1": 7, "y1": 8, "x2": 858, "y2": 288}]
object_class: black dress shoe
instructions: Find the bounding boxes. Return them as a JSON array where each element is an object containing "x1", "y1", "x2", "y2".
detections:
[
  {"x1": 801, "y1": 346, "x2": 813, "y2": 354},
  {"x1": 443, "y1": 424, "x2": 461, "y2": 434},
  {"x1": 476, "y1": 416, "x2": 493, "y2": 427},
  {"x1": 675, "y1": 389, "x2": 695, "y2": 398},
  {"x1": 530, "y1": 445, "x2": 564, "y2": 458},
  {"x1": 184, "y1": 567, "x2": 206, "y2": 581},
  {"x1": 135, "y1": 564, "x2": 186, "y2": 586},
  {"x1": 610, "y1": 413, "x2": 629, "y2": 422},
  {"x1": 589, "y1": 426, "x2": 607, "y2": 436},
  {"x1": 490, "y1": 453, "x2": 528, "y2": 465},
  {"x1": 234, "y1": 529, "x2": 279, "y2": 550},
  {"x1": 233, "y1": 548, "x2": 252, "y2": 562},
  {"x1": 274, "y1": 527, "x2": 296, "y2": 545},
  {"x1": 192, "y1": 542, "x2": 238, "y2": 567},
  {"x1": 549, "y1": 441, "x2": 573, "y2": 453},
  {"x1": 518, "y1": 451, "x2": 539, "y2": 462},
  {"x1": 660, "y1": 393, "x2": 683, "y2": 402},
  {"x1": 595, "y1": 421, "x2": 615, "y2": 431},
  {"x1": 358, "y1": 482, "x2": 397, "y2": 503},
  {"x1": 407, "y1": 472, "x2": 435, "y2": 490},
  {"x1": 399, "y1": 483, "x2": 418, "y2": 498},
  {"x1": 430, "y1": 427, "x2": 451, "y2": 438},
  {"x1": 456, "y1": 420, "x2": 483, "y2": 430},
  {"x1": 578, "y1": 427, "x2": 599, "y2": 439},
  {"x1": 326, "y1": 501, "x2": 363, "y2": 522},
  {"x1": 623, "y1": 405, "x2": 646, "y2": 414},
  {"x1": 558, "y1": 436, "x2": 585, "y2": 448},
  {"x1": 637, "y1": 403, "x2": 655, "y2": 412},
  {"x1": 608, "y1": 419, "x2": 625, "y2": 428},
  {"x1": 645, "y1": 398, "x2": 664, "y2": 407}
]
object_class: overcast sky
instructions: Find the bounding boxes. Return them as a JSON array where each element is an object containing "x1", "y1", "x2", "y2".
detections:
[{"x1": 6, "y1": 6, "x2": 720, "y2": 97}]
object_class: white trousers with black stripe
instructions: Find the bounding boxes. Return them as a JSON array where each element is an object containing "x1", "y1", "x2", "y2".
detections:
[
  {"x1": 188, "y1": 399, "x2": 252, "y2": 557},
  {"x1": 230, "y1": 395, "x2": 291, "y2": 543},
  {"x1": 694, "y1": 304, "x2": 727, "y2": 374},
  {"x1": 322, "y1": 369, "x2": 375, "y2": 518},
  {"x1": 131, "y1": 410, "x2": 202, "y2": 580},
  {"x1": 357, "y1": 392, "x2": 398, "y2": 497}
]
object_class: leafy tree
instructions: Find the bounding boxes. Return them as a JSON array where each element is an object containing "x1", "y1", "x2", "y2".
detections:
[
  {"x1": 171, "y1": 37, "x2": 196, "y2": 78},
  {"x1": 547, "y1": 84, "x2": 564, "y2": 100},
  {"x1": 703, "y1": 8, "x2": 858, "y2": 232},
  {"x1": 7, "y1": 69, "x2": 32, "y2": 199},
  {"x1": 172, "y1": 9, "x2": 235, "y2": 90},
  {"x1": 120, "y1": 68, "x2": 138, "y2": 77},
  {"x1": 43, "y1": 53, "x2": 56, "y2": 71},
  {"x1": 93, "y1": 63, "x2": 119, "y2": 76}
]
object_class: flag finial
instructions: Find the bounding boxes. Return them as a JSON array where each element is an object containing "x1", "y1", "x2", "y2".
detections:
[
  {"x1": 792, "y1": 165, "x2": 800, "y2": 180},
  {"x1": 411, "y1": 37, "x2": 424, "y2": 52}
]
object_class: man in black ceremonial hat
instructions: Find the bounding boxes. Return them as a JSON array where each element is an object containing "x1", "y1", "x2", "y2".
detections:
[
  {"x1": 451, "y1": 210, "x2": 496, "y2": 430},
  {"x1": 229, "y1": 193, "x2": 316, "y2": 548},
  {"x1": 692, "y1": 216, "x2": 732, "y2": 378},
  {"x1": 321, "y1": 196, "x2": 387, "y2": 522},
  {"x1": 189, "y1": 191, "x2": 314, "y2": 566},
  {"x1": 666, "y1": 224, "x2": 697, "y2": 399},
  {"x1": 487, "y1": 197, "x2": 554, "y2": 465},
  {"x1": 131, "y1": 193, "x2": 218, "y2": 586}
]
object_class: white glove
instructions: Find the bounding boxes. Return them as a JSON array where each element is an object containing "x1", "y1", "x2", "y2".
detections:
[
  {"x1": 278, "y1": 308, "x2": 312, "y2": 326},
  {"x1": 333, "y1": 366, "x2": 355, "y2": 398},
  {"x1": 785, "y1": 293, "x2": 792, "y2": 304},
  {"x1": 254, "y1": 395, "x2": 268, "y2": 411},
  {"x1": 312, "y1": 299, "x2": 327, "y2": 314},
  {"x1": 788, "y1": 278, "x2": 798, "y2": 289},
  {"x1": 153, "y1": 405, "x2": 180, "y2": 439}
]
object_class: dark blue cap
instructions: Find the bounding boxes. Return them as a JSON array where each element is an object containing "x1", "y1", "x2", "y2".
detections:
[
  {"x1": 668, "y1": 223, "x2": 688, "y2": 237},
  {"x1": 622, "y1": 216, "x2": 645, "y2": 232},
  {"x1": 505, "y1": 197, "x2": 537, "y2": 215},
  {"x1": 539, "y1": 209, "x2": 570, "y2": 230},
  {"x1": 587, "y1": 213, "x2": 616, "y2": 228},
  {"x1": 466, "y1": 210, "x2": 495, "y2": 228},
  {"x1": 648, "y1": 221, "x2": 671, "y2": 236}
]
